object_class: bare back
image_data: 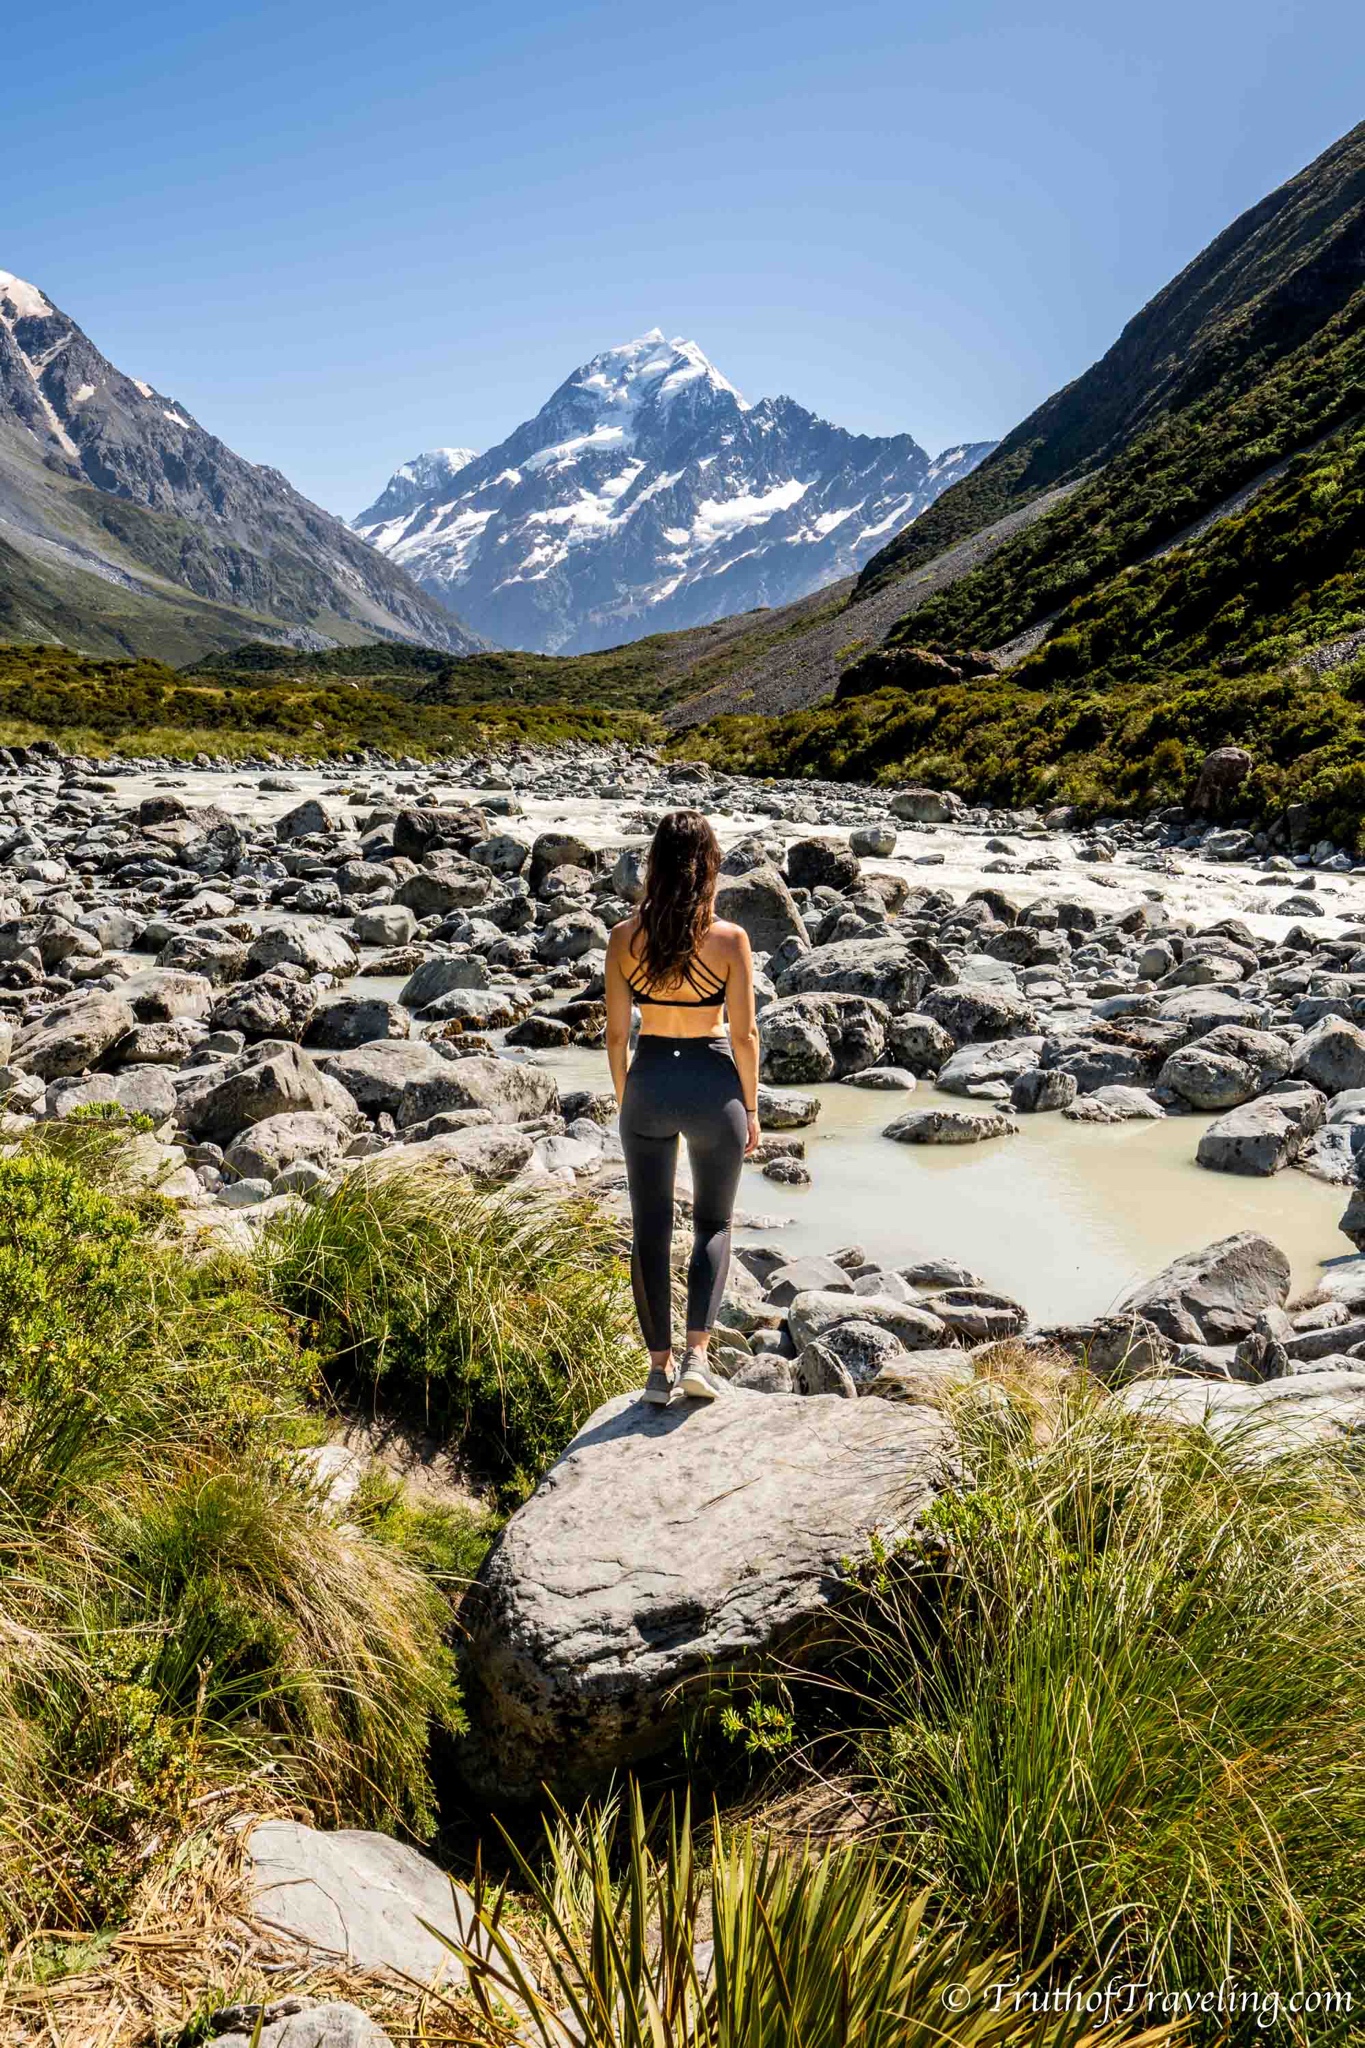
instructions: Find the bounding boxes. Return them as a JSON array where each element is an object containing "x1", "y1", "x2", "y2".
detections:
[{"x1": 607, "y1": 915, "x2": 751, "y2": 1039}]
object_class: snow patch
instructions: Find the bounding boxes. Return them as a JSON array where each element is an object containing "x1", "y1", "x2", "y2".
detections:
[
  {"x1": 0, "y1": 271, "x2": 53, "y2": 319},
  {"x1": 690, "y1": 479, "x2": 810, "y2": 549},
  {"x1": 132, "y1": 379, "x2": 154, "y2": 399},
  {"x1": 162, "y1": 408, "x2": 191, "y2": 429},
  {"x1": 72, "y1": 382, "x2": 97, "y2": 404}
]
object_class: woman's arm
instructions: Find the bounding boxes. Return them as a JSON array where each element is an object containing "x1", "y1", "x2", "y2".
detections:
[
  {"x1": 724, "y1": 927, "x2": 762, "y2": 1156},
  {"x1": 604, "y1": 923, "x2": 635, "y2": 1108}
]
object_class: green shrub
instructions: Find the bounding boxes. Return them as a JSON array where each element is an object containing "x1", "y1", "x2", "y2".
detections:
[
  {"x1": 840, "y1": 1387, "x2": 1365, "y2": 2030},
  {"x1": 258, "y1": 1170, "x2": 638, "y2": 1496}
]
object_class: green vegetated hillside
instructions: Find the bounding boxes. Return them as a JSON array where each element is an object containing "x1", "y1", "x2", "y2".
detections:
[
  {"x1": 856, "y1": 117, "x2": 1365, "y2": 602},
  {"x1": 178, "y1": 594, "x2": 857, "y2": 716},
  {"x1": 0, "y1": 642, "x2": 656, "y2": 758},
  {"x1": 678, "y1": 412, "x2": 1365, "y2": 840},
  {"x1": 675, "y1": 120, "x2": 1365, "y2": 833}
]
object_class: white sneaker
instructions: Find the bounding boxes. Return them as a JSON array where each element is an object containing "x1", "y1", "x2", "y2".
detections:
[{"x1": 680, "y1": 1352, "x2": 722, "y2": 1400}]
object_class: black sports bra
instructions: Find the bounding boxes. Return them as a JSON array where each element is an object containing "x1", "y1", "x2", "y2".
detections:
[{"x1": 625, "y1": 951, "x2": 727, "y2": 1007}]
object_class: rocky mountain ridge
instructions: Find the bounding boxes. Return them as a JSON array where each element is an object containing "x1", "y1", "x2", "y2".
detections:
[
  {"x1": 0, "y1": 270, "x2": 484, "y2": 661},
  {"x1": 354, "y1": 330, "x2": 993, "y2": 654}
]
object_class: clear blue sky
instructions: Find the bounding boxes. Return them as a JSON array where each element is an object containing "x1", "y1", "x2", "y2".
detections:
[{"x1": 3, "y1": 1, "x2": 1361, "y2": 517}]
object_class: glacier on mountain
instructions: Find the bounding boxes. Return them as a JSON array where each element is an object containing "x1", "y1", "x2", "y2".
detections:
[{"x1": 354, "y1": 332, "x2": 994, "y2": 654}]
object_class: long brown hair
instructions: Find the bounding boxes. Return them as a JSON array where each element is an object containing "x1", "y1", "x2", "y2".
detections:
[{"x1": 632, "y1": 809, "x2": 721, "y2": 987}]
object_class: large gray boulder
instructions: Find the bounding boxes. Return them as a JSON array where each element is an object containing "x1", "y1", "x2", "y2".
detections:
[
  {"x1": 156, "y1": 931, "x2": 251, "y2": 985},
  {"x1": 118, "y1": 967, "x2": 213, "y2": 1021},
  {"x1": 394, "y1": 856, "x2": 492, "y2": 918},
  {"x1": 212, "y1": 973, "x2": 319, "y2": 1042},
  {"x1": 304, "y1": 996, "x2": 410, "y2": 1051},
  {"x1": 528, "y1": 829, "x2": 598, "y2": 890},
  {"x1": 785, "y1": 836, "x2": 861, "y2": 893},
  {"x1": 223, "y1": 1110, "x2": 352, "y2": 1183},
  {"x1": 1118, "y1": 1232, "x2": 1292, "y2": 1346},
  {"x1": 247, "y1": 921, "x2": 358, "y2": 979},
  {"x1": 883, "y1": 1105, "x2": 1017, "y2": 1144},
  {"x1": 1158, "y1": 1043, "x2": 1259, "y2": 1110},
  {"x1": 1012, "y1": 1066, "x2": 1078, "y2": 1113},
  {"x1": 317, "y1": 1044, "x2": 556, "y2": 1127},
  {"x1": 938, "y1": 1039, "x2": 1040, "y2": 1096},
  {"x1": 176, "y1": 1044, "x2": 355, "y2": 1145},
  {"x1": 1115, "y1": 1369, "x2": 1365, "y2": 1456},
  {"x1": 244, "y1": 1820, "x2": 487, "y2": 1986},
  {"x1": 12, "y1": 991, "x2": 136, "y2": 1080},
  {"x1": 462, "y1": 1390, "x2": 954, "y2": 1794},
  {"x1": 275, "y1": 798, "x2": 339, "y2": 842},
  {"x1": 314, "y1": 1041, "x2": 459, "y2": 1121},
  {"x1": 353, "y1": 903, "x2": 418, "y2": 947},
  {"x1": 885, "y1": 1013, "x2": 954, "y2": 1075},
  {"x1": 756, "y1": 1083, "x2": 821, "y2": 1128},
  {"x1": 45, "y1": 1067, "x2": 178, "y2": 1122},
  {"x1": 390, "y1": 805, "x2": 488, "y2": 861},
  {"x1": 468, "y1": 831, "x2": 531, "y2": 878},
  {"x1": 399, "y1": 955, "x2": 489, "y2": 1008},
  {"x1": 890, "y1": 787, "x2": 962, "y2": 824},
  {"x1": 714, "y1": 864, "x2": 809, "y2": 955},
  {"x1": 369, "y1": 1125, "x2": 536, "y2": 1182},
  {"x1": 412, "y1": 1052, "x2": 559, "y2": 1122},
  {"x1": 537, "y1": 909, "x2": 610, "y2": 962},
  {"x1": 1157, "y1": 988, "x2": 1261, "y2": 1038},
  {"x1": 1291, "y1": 1016, "x2": 1365, "y2": 1095},
  {"x1": 786, "y1": 1288, "x2": 947, "y2": 1350},
  {"x1": 921, "y1": 985, "x2": 1037, "y2": 1046},
  {"x1": 759, "y1": 993, "x2": 888, "y2": 1081},
  {"x1": 758, "y1": 1008, "x2": 834, "y2": 1084},
  {"x1": 1196, "y1": 1083, "x2": 1324, "y2": 1176},
  {"x1": 775, "y1": 938, "x2": 927, "y2": 1011},
  {"x1": 1047, "y1": 1040, "x2": 1154, "y2": 1094}
]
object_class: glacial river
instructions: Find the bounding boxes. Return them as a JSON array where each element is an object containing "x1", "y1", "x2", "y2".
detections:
[{"x1": 108, "y1": 763, "x2": 1365, "y2": 1324}]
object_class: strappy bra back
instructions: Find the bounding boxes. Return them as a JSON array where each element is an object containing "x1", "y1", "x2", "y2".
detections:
[{"x1": 626, "y1": 945, "x2": 727, "y2": 1008}]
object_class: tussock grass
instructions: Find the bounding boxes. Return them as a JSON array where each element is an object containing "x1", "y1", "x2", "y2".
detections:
[
  {"x1": 0, "y1": 1152, "x2": 461, "y2": 1938},
  {"x1": 453, "y1": 1784, "x2": 1182, "y2": 2047},
  {"x1": 837, "y1": 1380, "x2": 1365, "y2": 2028},
  {"x1": 258, "y1": 1170, "x2": 638, "y2": 1496}
]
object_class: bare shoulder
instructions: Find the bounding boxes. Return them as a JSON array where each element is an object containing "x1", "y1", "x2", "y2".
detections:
[
  {"x1": 708, "y1": 919, "x2": 752, "y2": 958},
  {"x1": 606, "y1": 914, "x2": 641, "y2": 960}
]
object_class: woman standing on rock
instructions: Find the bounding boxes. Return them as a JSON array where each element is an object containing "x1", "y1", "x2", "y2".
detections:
[{"x1": 606, "y1": 809, "x2": 760, "y2": 1405}]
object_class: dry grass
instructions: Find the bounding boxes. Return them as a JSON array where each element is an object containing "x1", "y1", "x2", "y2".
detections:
[{"x1": 0, "y1": 1808, "x2": 512, "y2": 2048}]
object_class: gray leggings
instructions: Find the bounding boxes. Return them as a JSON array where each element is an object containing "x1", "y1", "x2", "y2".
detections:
[{"x1": 619, "y1": 1035, "x2": 748, "y2": 1352}]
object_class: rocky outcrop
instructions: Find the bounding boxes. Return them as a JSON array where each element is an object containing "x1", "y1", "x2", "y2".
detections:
[{"x1": 461, "y1": 1389, "x2": 954, "y2": 1794}]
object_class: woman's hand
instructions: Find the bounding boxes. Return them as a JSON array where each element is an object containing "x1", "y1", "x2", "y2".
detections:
[{"x1": 745, "y1": 1110, "x2": 761, "y2": 1157}]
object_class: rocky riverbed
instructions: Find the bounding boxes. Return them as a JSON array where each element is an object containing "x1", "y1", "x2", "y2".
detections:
[{"x1": 5, "y1": 735, "x2": 1365, "y2": 1312}]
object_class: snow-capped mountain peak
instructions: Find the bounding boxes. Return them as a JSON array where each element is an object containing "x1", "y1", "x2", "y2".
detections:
[
  {"x1": 568, "y1": 331, "x2": 748, "y2": 420},
  {"x1": 354, "y1": 335, "x2": 994, "y2": 654}
]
